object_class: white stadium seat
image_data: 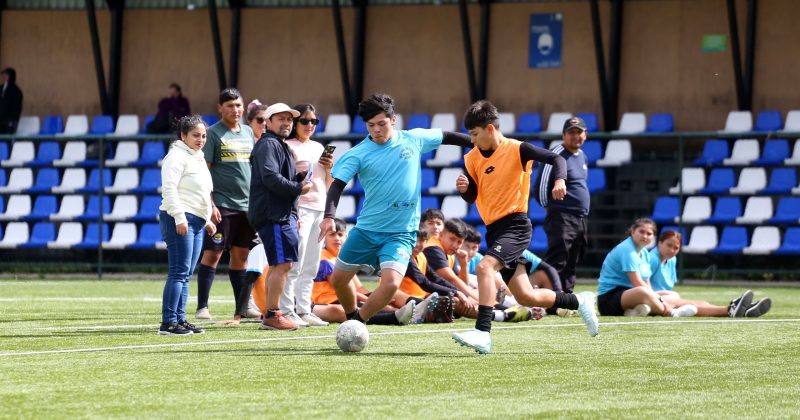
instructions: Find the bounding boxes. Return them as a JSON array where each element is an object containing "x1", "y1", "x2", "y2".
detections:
[
  {"x1": 62, "y1": 115, "x2": 89, "y2": 136},
  {"x1": 48, "y1": 222, "x2": 83, "y2": 249},
  {"x1": 723, "y1": 139, "x2": 760, "y2": 165},
  {"x1": 498, "y1": 112, "x2": 516, "y2": 134},
  {"x1": 729, "y1": 167, "x2": 766, "y2": 195},
  {"x1": 327, "y1": 140, "x2": 352, "y2": 162},
  {"x1": 722, "y1": 111, "x2": 753, "y2": 133},
  {"x1": 15, "y1": 116, "x2": 41, "y2": 136},
  {"x1": 736, "y1": 196, "x2": 773, "y2": 224},
  {"x1": 102, "y1": 223, "x2": 137, "y2": 249},
  {"x1": 323, "y1": 114, "x2": 351, "y2": 136},
  {"x1": 0, "y1": 168, "x2": 33, "y2": 193},
  {"x1": 784, "y1": 139, "x2": 800, "y2": 165},
  {"x1": 441, "y1": 195, "x2": 467, "y2": 219},
  {"x1": 113, "y1": 115, "x2": 140, "y2": 136},
  {"x1": 1, "y1": 141, "x2": 35, "y2": 167},
  {"x1": 50, "y1": 195, "x2": 85, "y2": 221},
  {"x1": 105, "y1": 168, "x2": 139, "y2": 194},
  {"x1": 431, "y1": 113, "x2": 457, "y2": 132},
  {"x1": 52, "y1": 168, "x2": 86, "y2": 194},
  {"x1": 742, "y1": 226, "x2": 781, "y2": 255},
  {"x1": 678, "y1": 196, "x2": 711, "y2": 223},
  {"x1": 105, "y1": 195, "x2": 138, "y2": 222},
  {"x1": 53, "y1": 141, "x2": 87, "y2": 167},
  {"x1": 780, "y1": 110, "x2": 800, "y2": 133},
  {"x1": 682, "y1": 225, "x2": 718, "y2": 254},
  {"x1": 596, "y1": 139, "x2": 632, "y2": 167},
  {"x1": 615, "y1": 112, "x2": 646, "y2": 134},
  {"x1": 546, "y1": 112, "x2": 572, "y2": 134},
  {"x1": 0, "y1": 222, "x2": 30, "y2": 248},
  {"x1": 669, "y1": 168, "x2": 706, "y2": 195},
  {"x1": 106, "y1": 141, "x2": 140, "y2": 167},
  {"x1": 428, "y1": 168, "x2": 462, "y2": 194},
  {"x1": 0, "y1": 194, "x2": 32, "y2": 220},
  {"x1": 425, "y1": 145, "x2": 462, "y2": 167}
]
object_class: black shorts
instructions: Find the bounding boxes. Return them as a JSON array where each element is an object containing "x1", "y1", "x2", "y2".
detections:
[
  {"x1": 597, "y1": 286, "x2": 630, "y2": 316},
  {"x1": 202, "y1": 207, "x2": 256, "y2": 252},
  {"x1": 485, "y1": 213, "x2": 532, "y2": 283}
]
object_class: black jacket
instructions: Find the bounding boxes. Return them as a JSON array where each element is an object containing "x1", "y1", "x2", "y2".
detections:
[
  {"x1": 248, "y1": 130, "x2": 304, "y2": 229},
  {"x1": 0, "y1": 68, "x2": 23, "y2": 123}
]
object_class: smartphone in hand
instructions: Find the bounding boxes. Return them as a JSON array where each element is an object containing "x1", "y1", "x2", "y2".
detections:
[{"x1": 323, "y1": 145, "x2": 337, "y2": 157}]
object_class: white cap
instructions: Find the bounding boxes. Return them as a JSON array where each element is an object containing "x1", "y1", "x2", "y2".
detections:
[{"x1": 265, "y1": 102, "x2": 300, "y2": 119}]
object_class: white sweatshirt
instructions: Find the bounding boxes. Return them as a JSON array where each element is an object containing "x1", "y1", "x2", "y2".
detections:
[{"x1": 159, "y1": 140, "x2": 213, "y2": 226}]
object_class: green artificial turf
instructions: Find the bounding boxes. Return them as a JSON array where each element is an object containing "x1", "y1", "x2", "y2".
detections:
[{"x1": 0, "y1": 280, "x2": 798, "y2": 419}]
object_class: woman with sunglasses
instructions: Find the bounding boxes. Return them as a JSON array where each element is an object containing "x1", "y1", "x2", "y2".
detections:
[
  {"x1": 281, "y1": 103, "x2": 333, "y2": 327},
  {"x1": 246, "y1": 99, "x2": 269, "y2": 141}
]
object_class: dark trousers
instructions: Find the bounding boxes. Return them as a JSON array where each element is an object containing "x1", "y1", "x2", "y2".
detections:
[{"x1": 543, "y1": 210, "x2": 587, "y2": 293}]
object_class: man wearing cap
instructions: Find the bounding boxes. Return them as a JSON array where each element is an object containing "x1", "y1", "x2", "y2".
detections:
[
  {"x1": 533, "y1": 117, "x2": 590, "y2": 295},
  {"x1": 249, "y1": 103, "x2": 322, "y2": 331}
]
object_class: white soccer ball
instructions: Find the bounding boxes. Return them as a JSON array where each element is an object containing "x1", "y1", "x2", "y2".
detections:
[{"x1": 336, "y1": 320, "x2": 369, "y2": 352}]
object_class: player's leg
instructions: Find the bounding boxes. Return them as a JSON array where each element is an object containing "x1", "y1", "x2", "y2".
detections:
[
  {"x1": 330, "y1": 269, "x2": 359, "y2": 315},
  {"x1": 257, "y1": 218, "x2": 301, "y2": 331},
  {"x1": 282, "y1": 208, "x2": 314, "y2": 318},
  {"x1": 295, "y1": 209, "x2": 326, "y2": 326}
]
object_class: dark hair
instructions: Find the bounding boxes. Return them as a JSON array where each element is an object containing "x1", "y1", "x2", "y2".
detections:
[
  {"x1": 289, "y1": 103, "x2": 318, "y2": 138},
  {"x1": 218, "y1": 88, "x2": 242, "y2": 104},
  {"x1": 416, "y1": 229, "x2": 430, "y2": 241},
  {"x1": 627, "y1": 217, "x2": 657, "y2": 237},
  {"x1": 246, "y1": 100, "x2": 268, "y2": 123},
  {"x1": 169, "y1": 83, "x2": 182, "y2": 95},
  {"x1": 1, "y1": 67, "x2": 16, "y2": 83},
  {"x1": 358, "y1": 93, "x2": 395, "y2": 121},
  {"x1": 659, "y1": 229, "x2": 683, "y2": 245},
  {"x1": 463, "y1": 100, "x2": 500, "y2": 131},
  {"x1": 177, "y1": 114, "x2": 207, "y2": 138},
  {"x1": 333, "y1": 218, "x2": 347, "y2": 233},
  {"x1": 443, "y1": 218, "x2": 468, "y2": 239},
  {"x1": 421, "y1": 208, "x2": 445, "y2": 224},
  {"x1": 464, "y1": 224, "x2": 481, "y2": 244}
]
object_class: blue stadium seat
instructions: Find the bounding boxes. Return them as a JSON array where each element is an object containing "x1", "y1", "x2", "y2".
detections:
[
  {"x1": 528, "y1": 199, "x2": 545, "y2": 223},
  {"x1": 21, "y1": 222, "x2": 56, "y2": 248},
  {"x1": 26, "y1": 168, "x2": 60, "y2": 193},
  {"x1": 464, "y1": 204, "x2": 482, "y2": 224},
  {"x1": 0, "y1": 195, "x2": 4, "y2": 213},
  {"x1": 650, "y1": 196, "x2": 680, "y2": 224},
  {"x1": 697, "y1": 168, "x2": 735, "y2": 194},
  {"x1": 476, "y1": 224, "x2": 488, "y2": 252},
  {"x1": 768, "y1": 197, "x2": 800, "y2": 224},
  {"x1": 647, "y1": 113, "x2": 674, "y2": 133},
  {"x1": 660, "y1": 225, "x2": 687, "y2": 244},
  {"x1": 760, "y1": 168, "x2": 796, "y2": 194},
  {"x1": 130, "y1": 169, "x2": 162, "y2": 193},
  {"x1": 576, "y1": 112, "x2": 599, "y2": 132},
  {"x1": 406, "y1": 114, "x2": 431, "y2": 130},
  {"x1": 754, "y1": 110, "x2": 782, "y2": 131},
  {"x1": 349, "y1": 176, "x2": 364, "y2": 195},
  {"x1": 130, "y1": 195, "x2": 161, "y2": 222},
  {"x1": 28, "y1": 141, "x2": 61, "y2": 167},
  {"x1": 517, "y1": 113, "x2": 542, "y2": 133},
  {"x1": 0, "y1": 168, "x2": 5, "y2": 186},
  {"x1": 129, "y1": 223, "x2": 162, "y2": 249},
  {"x1": 351, "y1": 115, "x2": 368, "y2": 135},
  {"x1": 74, "y1": 222, "x2": 110, "y2": 249},
  {"x1": 40, "y1": 116, "x2": 65, "y2": 135},
  {"x1": 421, "y1": 196, "x2": 439, "y2": 213},
  {"x1": 420, "y1": 150, "x2": 434, "y2": 164},
  {"x1": 712, "y1": 226, "x2": 748, "y2": 254},
  {"x1": 131, "y1": 141, "x2": 166, "y2": 167},
  {"x1": 587, "y1": 168, "x2": 606, "y2": 193},
  {"x1": 752, "y1": 139, "x2": 790, "y2": 166},
  {"x1": 141, "y1": 115, "x2": 155, "y2": 134},
  {"x1": 706, "y1": 197, "x2": 742, "y2": 224},
  {"x1": 78, "y1": 168, "x2": 112, "y2": 193},
  {"x1": 201, "y1": 114, "x2": 219, "y2": 127},
  {"x1": 24, "y1": 195, "x2": 58, "y2": 221},
  {"x1": 694, "y1": 139, "x2": 729, "y2": 166},
  {"x1": 775, "y1": 227, "x2": 800, "y2": 254},
  {"x1": 0, "y1": 142, "x2": 8, "y2": 161},
  {"x1": 421, "y1": 168, "x2": 436, "y2": 193},
  {"x1": 315, "y1": 115, "x2": 325, "y2": 133},
  {"x1": 77, "y1": 195, "x2": 111, "y2": 222},
  {"x1": 582, "y1": 140, "x2": 603, "y2": 165},
  {"x1": 527, "y1": 140, "x2": 545, "y2": 149},
  {"x1": 90, "y1": 115, "x2": 115, "y2": 135},
  {"x1": 529, "y1": 225, "x2": 548, "y2": 253}
]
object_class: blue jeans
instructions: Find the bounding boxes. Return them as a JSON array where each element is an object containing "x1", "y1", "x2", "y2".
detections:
[{"x1": 160, "y1": 211, "x2": 206, "y2": 323}]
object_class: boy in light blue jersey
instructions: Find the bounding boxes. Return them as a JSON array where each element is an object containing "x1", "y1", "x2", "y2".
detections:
[{"x1": 318, "y1": 94, "x2": 472, "y2": 324}]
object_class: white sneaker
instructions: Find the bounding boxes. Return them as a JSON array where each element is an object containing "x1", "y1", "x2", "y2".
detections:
[
  {"x1": 244, "y1": 308, "x2": 262, "y2": 319},
  {"x1": 300, "y1": 313, "x2": 329, "y2": 327},
  {"x1": 556, "y1": 308, "x2": 579, "y2": 317},
  {"x1": 410, "y1": 292, "x2": 439, "y2": 324},
  {"x1": 452, "y1": 329, "x2": 492, "y2": 354},
  {"x1": 195, "y1": 308, "x2": 212, "y2": 320},
  {"x1": 672, "y1": 304, "x2": 698, "y2": 318},
  {"x1": 624, "y1": 304, "x2": 651, "y2": 317},
  {"x1": 284, "y1": 311, "x2": 310, "y2": 327},
  {"x1": 394, "y1": 301, "x2": 416, "y2": 325},
  {"x1": 576, "y1": 291, "x2": 600, "y2": 337}
]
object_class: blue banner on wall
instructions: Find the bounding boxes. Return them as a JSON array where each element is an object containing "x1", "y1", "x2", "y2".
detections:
[{"x1": 529, "y1": 13, "x2": 563, "y2": 69}]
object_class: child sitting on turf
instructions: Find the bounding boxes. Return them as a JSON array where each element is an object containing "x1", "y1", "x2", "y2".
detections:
[
  {"x1": 310, "y1": 218, "x2": 417, "y2": 325},
  {"x1": 646, "y1": 229, "x2": 771, "y2": 318}
]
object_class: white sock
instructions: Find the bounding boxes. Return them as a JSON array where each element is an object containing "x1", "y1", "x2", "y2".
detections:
[
  {"x1": 503, "y1": 295, "x2": 518, "y2": 307},
  {"x1": 493, "y1": 310, "x2": 505, "y2": 322},
  {"x1": 671, "y1": 304, "x2": 698, "y2": 318}
]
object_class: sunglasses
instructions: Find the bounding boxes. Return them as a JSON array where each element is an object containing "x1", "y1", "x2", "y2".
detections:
[
  {"x1": 255, "y1": 116, "x2": 267, "y2": 124},
  {"x1": 298, "y1": 118, "x2": 319, "y2": 126}
]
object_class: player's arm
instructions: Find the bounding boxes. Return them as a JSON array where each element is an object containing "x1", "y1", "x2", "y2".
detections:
[
  {"x1": 457, "y1": 172, "x2": 477, "y2": 203},
  {"x1": 318, "y1": 178, "x2": 347, "y2": 241},
  {"x1": 258, "y1": 142, "x2": 304, "y2": 197},
  {"x1": 441, "y1": 131, "x2": 472, "y2": 148},
  {"x1": 423, "y1": 247, "x2": 479, "y2": 300},
  {"x1": 520, "y1": 142, "x2": 567, "y2": 200},
  {"x1": 406, "y1": 258, "x2": 459, "y2": 296}
]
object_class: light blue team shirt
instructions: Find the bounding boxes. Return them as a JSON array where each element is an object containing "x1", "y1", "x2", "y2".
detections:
[
  {"x1": 597, "y1": 237, "x2": 653, "y2": 295},
  {"x1": 332, "y1": 128, "x2": 443, "y2": 232},
  {"x1": 467, "y1": 250, "x2": 542, "y2": 275},
  {"x1": 648, "y1": 247, "x2": 677, "y2": 292}
]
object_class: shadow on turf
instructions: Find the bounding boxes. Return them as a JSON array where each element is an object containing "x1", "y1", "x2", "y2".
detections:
[{"x1": 144, "y1": 347, "x2": 471, "y2": 357}]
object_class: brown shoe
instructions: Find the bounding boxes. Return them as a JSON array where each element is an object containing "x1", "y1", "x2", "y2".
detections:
[{"x1": 259, "y1": 312, "x2": 298, "y2": 331}]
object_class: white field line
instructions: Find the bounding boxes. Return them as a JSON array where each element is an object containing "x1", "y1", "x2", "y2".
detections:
[
  {"x1": 0, "y1": 297, "x2": 233, "y2": 303},
  {"x1": 1, "y1": 318, "x2": 799, "y2": 358}
]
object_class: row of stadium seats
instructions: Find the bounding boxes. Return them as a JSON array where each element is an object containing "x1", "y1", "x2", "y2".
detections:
[
  {"x1": 674, "y1": 224, "x2": 800, "y2": 255},
  {"x1": 694, "y1": 138, "x2": 800, "y2": 167},
  {"x1": 0, "y1": 194, "x2": 160, "y2": 222},
  {"x1": 0, "y1": 221, "x2": 164, "y2": 250},
  {"x1": 0, "y1": 168, "x2": 162, "y2": 194},
  {"x1": 652, "y1": 196, "x2": 800, "y2": 225},
  {"x1": 12, "y1": 114, "x2": 219, "y2": 137},
  {"x1": 0, "y1": 140, "x2": 165, "y2": 168},
  {"x1": 669, "y1": 167, "x2": 799, "y2": 195}
]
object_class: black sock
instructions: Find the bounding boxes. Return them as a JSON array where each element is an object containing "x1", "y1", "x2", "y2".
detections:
[
  {"x1": 552, "y1": 291, "x2": 579, "y2": 310},
  {"x1": 346, "y1": 310, "x2": 365, "y2": 323},
  {"x1": 545, "y1": 307, "x2": 558, "y2": 315},
  {"x1": 366, "y1": 310, "x2": 399, "y2": 325},
  {"x1": 232, "y1": 270, "x2": 252, "y2": 316},
  {"x1": 196, "y1": 264, "x2": 216, "y2": 310},
  {"x1": 475, "y1": 305, "x2": 494, "y2": 332},
  {"x1": 266, "y1": 309, "x2": 279, "y2": 318}
]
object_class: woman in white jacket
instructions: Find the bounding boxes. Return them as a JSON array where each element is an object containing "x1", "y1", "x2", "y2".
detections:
[{"x1": 159, "y1": 115, "x2": 217, "y2": 335}]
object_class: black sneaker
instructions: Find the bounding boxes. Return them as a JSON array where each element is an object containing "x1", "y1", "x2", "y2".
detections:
[
  {"x1": 728, "y1": 290, "x2": 754, "y2": 318},
  {"x1": 158, "y1": 322, "x2": 193, "y2": 335},
  {"x1": 178, "y1": 321, "x2": 205, "y2": 334},
  {"x1": 429, "y1": 295, "x2": 454, "y2": 323},
  {"x1": 745, "y1": 298, "x2": 772, "y2": 318}
]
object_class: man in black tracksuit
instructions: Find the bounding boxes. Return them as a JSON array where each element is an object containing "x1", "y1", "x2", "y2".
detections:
[
  {"x1": 0, "y1": 68, "x2": 23, "y2": 134},
  {"x1": 533, "y1": 117, "x2": 590, "y2": 294}
]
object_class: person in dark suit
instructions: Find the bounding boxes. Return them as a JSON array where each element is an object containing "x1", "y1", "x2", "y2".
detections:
[{"x1": 0, "y1": 68, "x2": 23, "y2": 134}]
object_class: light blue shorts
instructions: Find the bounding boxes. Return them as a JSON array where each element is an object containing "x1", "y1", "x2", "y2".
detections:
[{"x1": 335, "y1": 227, "x2": 415, "y2": 275}]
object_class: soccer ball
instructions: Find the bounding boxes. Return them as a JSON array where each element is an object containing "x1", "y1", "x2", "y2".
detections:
[{"x1": 336, "y1": 320, "x2": 369, "y2": 352}]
